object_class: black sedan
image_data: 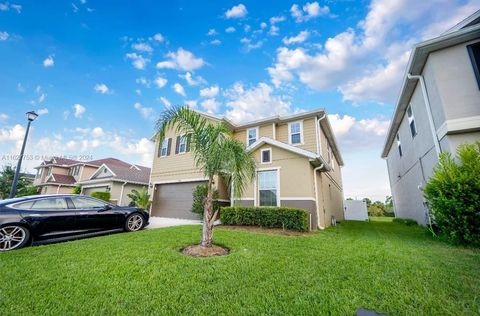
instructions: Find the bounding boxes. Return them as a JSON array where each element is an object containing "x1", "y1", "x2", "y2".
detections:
[{"x1": 0, "y1": 194, "x2": 149, "y2": 251}]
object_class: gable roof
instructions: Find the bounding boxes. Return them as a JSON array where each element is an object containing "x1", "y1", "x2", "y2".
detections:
[
  {"x1": 247, "y1": 137, "x2": 331, "y2": 170},
  {"x1": 43, "y1": 173, "x2": 76, "y2": 186},
  {"x1": 82, "y1": 161, "x2": 151, "y2": 185},
  {"x1": 381, "y1": 10, "x2": 480, "y2": 158}
]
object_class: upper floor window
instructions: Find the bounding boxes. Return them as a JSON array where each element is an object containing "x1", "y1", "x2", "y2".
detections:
[
  {"x1": 407, "y1": 106, "x2": 417, "y2": 138},
  {"x1": 159, "y1": 138, "x2": 171, "y2": 157},
  {"x1": 247, "y1": 128, "x2": 258, "y2": 146},
  {"x1": 396, "y1": 133, "x2": 403, "y2": 157},
  {"x1": 289, "y1": 121, "x2": 303, "y2": 145},
  {"x1": 261, "y1": 148, "x2": 272, "y2": 164},
  {"x1": 327, "y1": 145, "x2": 335, "y2": 170},
  {"x1": 467, "y1": 42, "x2": 480, "y2": 89},
  {"x1": 176, "y1": 135, "x2": 188, "y2": 154}
]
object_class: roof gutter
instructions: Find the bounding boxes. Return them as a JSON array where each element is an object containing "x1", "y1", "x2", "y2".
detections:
[{"x1": 407, "y1": 73, "x2": 442, "y2": 157}]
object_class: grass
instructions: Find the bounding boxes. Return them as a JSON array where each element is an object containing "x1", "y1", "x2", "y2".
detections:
[
  {"x1": 1, "y1": 220, "x2": 479, "y2": 315},
  {"x1": 369, "y1": 216, "x2": 394, "y2": 222}
]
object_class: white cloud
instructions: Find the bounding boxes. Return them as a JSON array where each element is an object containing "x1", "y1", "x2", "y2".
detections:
[
  {"x1": 224, "y1": 82, "x2": 291, "y2": 123},
  {"x1": 270, "y1": 16, "x2": 286, "y2": 24},
  {"x1": 126, "y1": 53, "x2": 149, "y2": 70},
  {"x1": 94, "y1": 83, "x2": 111, "y2": 94},
  {"x1": 201, "y1": 98, "x2": 220, "y2": 113},
  {"x1": 0, "y1": 2, "x2": 21, "y2": 12},
  {"x1": 154, "y1": 76, "x2": 167, "y2": 88},
  {"x1": 207, "y1": 28, "x2": 218, "y2": 36},
  {"x1": 0, "y1": 31, "x2": 8, "y2": 41},
  {"x1": 244, "y1": 24, "x2": 251, "y2": 33},
  {"x1": 184, "y1": 100, "x2": 197, "y2": 108},
  {"x1": 225, "y1": 4, "x2": 247, "y2": 19},
  {"x1": 73, "y1": 104, "x2": 86, "y2": 118},
  {"x1": 282, "y1": 30, "x2": 309, "y2": 45},
  {"x1": 210, "y1": 39, "x2": 221, "y2": 45},
  {"x1": 110, "y1": 136, "x2": 153, "y2": 167},
  {"x1": 43, "y1": 56, "x2": 54, "y2": 67},
  {"x1": 37, "y1": 108, "x2": 49, "y2": 115},
  {"x1": 200, "y1": 85, "x2": 219, "y2": 98},
  {"x1": 0, "y1": 2, "x2": 8, "y2": 10},
  {"x1": 179, "y1": 72, "x2": 207, "y2": 86},
  {"x1": 136, "y1": 77, "x2": 150, "y2": 87},
  {"x1": 37, "y1": 93, "x2": 46, "y2": 103},
  {"x1": 159, "y1": 96, "x2": 171, "y2": 108},
  {"x1": 133, "y1": 102, "x2": 155, "y2": 119},
  {"x1": 0, "y1": 113, "x2": 8, "y2": 122},
  {"x1": 268, "y1": 25, "x2": 280, "y2": 36},
  {"x1": 291, "y1": 2, "x2": 330, "y2": 22},
  {"x1": 0, "y1": 124, "x2": 25, "y2": 145},
  {"x1": 10, "y1": 4, "x2": 21, "y2": 13},
  {"x1": 156, "y1": 48, "x2": 205, "y2": 71},
  {"x1": 173, "y1": 83, "x2": 186, "y2": 96},
  {"x1": 153, "y1": 33, "x2": 165, "y2": 42},
  {"x1": 91, "y1": 127, "x2": 105, "y2": 138},
  {"x1": 132, "y1": 42, "x2": 153, "y2": 53},
  {"x1": 225, "y1": 26, "x2": 236, "y2": 33},
  {"x1": 260, "y1": 22, "x2": 267, "y2": 29},
  {"x1": 240, "y1": 38, "x2": 263, "y2": 51}
]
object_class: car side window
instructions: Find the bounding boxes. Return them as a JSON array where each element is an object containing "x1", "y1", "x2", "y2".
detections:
[
  {"x1": 31, "y1": 198, "x2": 68, "y2": 210},
  {"x1": 71, "y1": 197, "x2": 106, "y2": 209},
  {"x1": 11, "y1": 201, "x2": 35, "y2": 209}
]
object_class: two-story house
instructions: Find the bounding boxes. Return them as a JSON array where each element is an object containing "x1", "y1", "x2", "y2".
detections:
[
  {"x1": 149, "y1": 108, "x2": 345, "y2": 230},
  {"x1": 34, "y1": 157, "x2": 150, "y2": 206},
  {"x1": 382, "y1": 10, "x2": 480, "y2": 225}
]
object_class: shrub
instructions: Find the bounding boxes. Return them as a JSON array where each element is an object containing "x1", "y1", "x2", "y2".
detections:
[
  {"x1": 127, "y1": 187, "x2": 151, "y2": 209},
  {"x1": 424, "y1": 141, "x2": 480, "y2": 247},
  {"x1": 72, "y1": 186, "x2": 81, "y2": 194},
  {"x1": 191, "y1": 184, "x2": 220, "y2": 217},
  {"x1": 393, "y1": 218, "x2": 418, "y2": 226},
  {"x1": 220, "y1": 206, "x2": 309, "y2": 232},
  {"x1": 91, "y1": 191, "x2": 111, "y2": 202}
]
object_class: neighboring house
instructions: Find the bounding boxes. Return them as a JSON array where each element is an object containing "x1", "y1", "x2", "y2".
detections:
[
  {"x1": 149, "y1": 108, "x2": 345, "y2": 230},
  {"x1": 382, "y1": 10, "x2": 480, "y2": 225},
  {"x1": 34, "y1": 157, "x2": 150, "y2": 206}
]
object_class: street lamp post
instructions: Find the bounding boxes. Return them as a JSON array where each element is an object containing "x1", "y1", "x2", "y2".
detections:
[{"x1": 9, "y1": 111, "x2": 38, "y2": 198}]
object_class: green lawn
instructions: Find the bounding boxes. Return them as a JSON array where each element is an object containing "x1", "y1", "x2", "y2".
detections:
[{"x1": 1, "y1": 220, "x2": 479, "y2": 315}]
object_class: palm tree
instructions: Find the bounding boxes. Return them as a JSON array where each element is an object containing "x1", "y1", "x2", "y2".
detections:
[
  {"x1": 127, "y1": 187, "x2": 151, "y2": 210},
  {"x1": 156, "y1": 106, "x2": 256, "y2": 247}
]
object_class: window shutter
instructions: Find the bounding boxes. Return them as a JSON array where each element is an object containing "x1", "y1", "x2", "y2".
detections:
[
  {"x1": 167, "y1": 138, "x2": 172, "y2": 156},
  {"x1": 157, "y1": 141, "x2": 162, "y2": 157},
  {"x1": 186, "y1": 134, "x2": 191, "y2": 152},
  {"x1": 175, "y1": 136, "x2": 180, "y2": 154}
]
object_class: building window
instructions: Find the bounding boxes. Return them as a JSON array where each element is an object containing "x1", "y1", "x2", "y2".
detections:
[
  {"x1": 258, "y1": 170, "x2": 278, "y2": 207},
  {"x1": 289, "y1": 121, "x2": 302, "y2": 145},
  {"x1": 407, "y1": 106, "x2": 417, "y2": 138},
  {"x1": 176, "y1": 135, "x2": 187, "y2": 154},
  {"x1": 467, "y1": 42, "x2": 480, "y2": 89},
  {"x1": 396, "y1": 133, "x2": 403, "y2": 157},
  {"x1": 159, "y1": 138, "x2": 170, "y2": 157},
  {"x1": 261, "y1": 148, "x2": 271, "y2": 164},
  {"x1": 247, "y1": 128, "x2": 258, "y2": 146}
]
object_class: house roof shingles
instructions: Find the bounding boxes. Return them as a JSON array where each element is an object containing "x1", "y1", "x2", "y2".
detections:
[
  {"x1": 47, "y1": 173, "x2": 76, "y2": 185},
  {"x1": 105, "y1": 163, "x2": 151, "y2": 184}
]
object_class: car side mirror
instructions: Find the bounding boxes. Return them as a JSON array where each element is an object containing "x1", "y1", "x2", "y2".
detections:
[{"x1": 99, "y1": 204, "x2": 112, "y2": 212}]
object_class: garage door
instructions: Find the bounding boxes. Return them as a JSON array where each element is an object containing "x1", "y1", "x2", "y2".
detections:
[{"x1": 151, "y1": 181, "x2": 206, "y2": 220}]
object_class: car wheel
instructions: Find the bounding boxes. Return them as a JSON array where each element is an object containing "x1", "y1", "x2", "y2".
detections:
[
  {"x1": 0, "y1": 225, "x2": 30, "y2": 251},
  {"x1": 125, "y1": 214, "x2": 145, "y2": 232}
]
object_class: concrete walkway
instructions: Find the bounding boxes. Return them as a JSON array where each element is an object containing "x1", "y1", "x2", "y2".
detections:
[{"x1": 147, "y1": 216, "x2": 221, "y2": 229}]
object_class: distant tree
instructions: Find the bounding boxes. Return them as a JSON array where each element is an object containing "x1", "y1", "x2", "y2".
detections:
[
  {"x1": 17, "y1": 185, "x2": 38, "y2": 197},
  {"x1": 362, "y1": 198, "x2": 372, "y2": 208},
  {"x1": 0, "y1": 165, "x2": 33, "y2": 199},
  {"x1": 384, "y1": 196, "x2": 394, "y2": 216},
  {"x1": 368, "y1": 201, "x2": 386, "y2": 217}
]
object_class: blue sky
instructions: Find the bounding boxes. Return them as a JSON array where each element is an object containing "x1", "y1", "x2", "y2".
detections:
[{"x1": 0, "y1": 0, "x2": 478, "y2": 200}]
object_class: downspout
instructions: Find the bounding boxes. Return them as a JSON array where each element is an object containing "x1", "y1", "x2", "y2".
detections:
[
  {"x1": 119, "y1": 181, "x2": 128, "y2": 206},
  {"x1": 313, "y1": 164, "x2": 325, "y2": 230},
  {"x1": 316, "y1": 113, "x2": 326, "y2": 156},
  {"x1": 407, "y1": 74, "x2": 441, "y2": 156}
]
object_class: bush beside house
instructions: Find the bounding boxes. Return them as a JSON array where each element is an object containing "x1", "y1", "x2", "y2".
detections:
[
  {"x1": 91, "y1": 191, "x2": 111, "y2": 202},
  {"x1": 221, "y1": 206, "x2": 309, "y2": 232},
  {"x1": 424, "y1": 141, "x2": 480, "y2": 247}
]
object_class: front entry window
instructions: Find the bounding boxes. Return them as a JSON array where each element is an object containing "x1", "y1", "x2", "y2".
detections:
[{"x1": 258, "y1": 170, "x2": 278, "y2": 206}]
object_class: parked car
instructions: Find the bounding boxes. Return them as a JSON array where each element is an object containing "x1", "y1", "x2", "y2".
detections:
[{"x1": 0, "y1": 194, "x2": 149, "y2": 251}]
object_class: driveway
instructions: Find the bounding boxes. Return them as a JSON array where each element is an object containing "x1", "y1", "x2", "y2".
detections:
[{"x1": 147, "y1": 217, "x2": 221, "y2": 229}]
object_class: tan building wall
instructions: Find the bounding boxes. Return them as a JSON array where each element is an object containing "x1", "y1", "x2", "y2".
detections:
[
  {"x1": 276, "y1": 117, "x2": 317, "y2": 153},
  {"x1": 41, "y1": 185, "x2": 73, "y2": 194},
  {"x1": 51, "y1": 166, "x2": 69, "y2": 175},
  {"x1": 110, "y1": 182, "x2": 148, "y2": 206},
  {"x1": 78, "y1": 165, "x2": 98, "y2": 182}
]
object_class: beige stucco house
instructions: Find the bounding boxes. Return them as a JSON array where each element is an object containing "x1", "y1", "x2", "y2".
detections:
[
  {"x1": 149, "y1": 108, "x2": 345, "y2": 230},
  {"x1": 382, "y1": 10, "x2": 480, "y2": 225},
  {"x1": 34, "y1": 157, "x2": 150, "y2": 206}
]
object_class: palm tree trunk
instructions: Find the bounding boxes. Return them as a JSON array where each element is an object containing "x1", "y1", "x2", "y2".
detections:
[{"x1": 201, "y1": 176, "x2": 214, "y2": 247}]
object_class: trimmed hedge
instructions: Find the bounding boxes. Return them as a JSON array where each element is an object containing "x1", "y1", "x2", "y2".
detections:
[
  {"x1": 90, "y1": 191, "x2": 111, "y2": 202},
  {"x1": 220, "y1": 206, "x2": 309, "y2": 232}
]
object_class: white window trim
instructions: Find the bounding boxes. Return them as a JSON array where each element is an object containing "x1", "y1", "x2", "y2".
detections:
[
  {"x1": 160, "y1": 138, "x2": 169, "y2": 157},
  {"x1": 256, "y1": 167, "x2": 281, "y2": 207},
  {"x1": 288, "y1": 120, "x2": 303, "y2": 146},
  {"x1": 260, "y1": 148, "x2": 272, "y2": 164},
  {"x1": 246, "y1": 127, "x2": 259, "y2": 146},
  {"x1": 178, "y1": 134, "x2": 187, "y2": 154},
  {"x1": 407, "y1": 105, "x2": 417, "y2": 137}
]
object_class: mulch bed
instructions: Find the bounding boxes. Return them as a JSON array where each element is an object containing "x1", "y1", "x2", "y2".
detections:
[
  {"x1": 217, "y1": 225, "x2": 311, "y2": 236},
  {"x1": 182, "y1": 244, "x2": 230, "y2": 257}
]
